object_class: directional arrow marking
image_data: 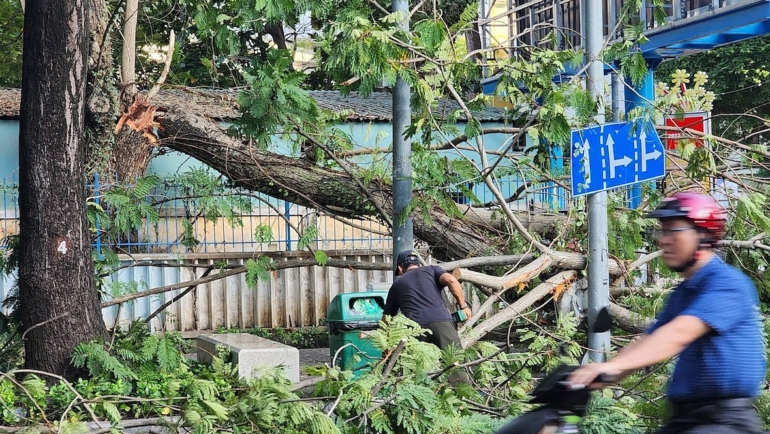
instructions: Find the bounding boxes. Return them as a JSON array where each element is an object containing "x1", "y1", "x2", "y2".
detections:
[
  {"x1": 582, "y1": 138, "x2": 591, "y2": 185},
  {"x1": 639, "y1": 130, "x2": 662, "y2": 173},
  {"x1": 606, "y1": 134, "x2": 632, "y2": 179},
  {"x1": 573, "y1": 137, "x2": 592, "y2": 189}
]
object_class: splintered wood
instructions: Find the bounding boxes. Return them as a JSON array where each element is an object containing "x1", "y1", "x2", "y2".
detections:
[{"x1": 115, "y1": 94, "x2": 159, "y2": 143}]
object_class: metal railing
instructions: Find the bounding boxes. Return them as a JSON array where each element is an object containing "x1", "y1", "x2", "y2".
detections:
[
  {"x1": 0, "y1": 175, "x2": 573, "y2": 254},
  {"x1": 480, "y1": 0, "x2": 760, "y2": 55}
]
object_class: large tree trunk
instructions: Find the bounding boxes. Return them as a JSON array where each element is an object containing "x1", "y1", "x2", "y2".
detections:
[
  {"x1": 157, "y1": 107, "x2": 503, "y2": 260},
  {"x1": 19, "y1": 0, "x2": 106, "y2": 378}
]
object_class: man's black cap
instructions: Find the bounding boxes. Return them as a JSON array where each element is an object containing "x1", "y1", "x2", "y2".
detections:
[{"x1": 397, "y1": 250, "x2": 421, "y2": 267}]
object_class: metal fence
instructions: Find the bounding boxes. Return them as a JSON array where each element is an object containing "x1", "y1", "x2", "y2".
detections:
[{"x1": 0, "y1": 175, "x2": 572, "y2": 254}]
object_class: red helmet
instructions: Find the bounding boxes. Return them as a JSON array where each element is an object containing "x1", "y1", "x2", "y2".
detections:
[{"x1": 645, "y1": 191, "x2": 726, "y2": 243}]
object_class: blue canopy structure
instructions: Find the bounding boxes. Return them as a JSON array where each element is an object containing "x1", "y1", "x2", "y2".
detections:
[{"x1": 641, "y1": 0, "x2": 770, "y2": 60}]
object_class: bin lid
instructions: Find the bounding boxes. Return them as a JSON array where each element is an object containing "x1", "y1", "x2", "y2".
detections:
[{"x1": 326, "y1": 291, "x2": 388, "y2": 321}]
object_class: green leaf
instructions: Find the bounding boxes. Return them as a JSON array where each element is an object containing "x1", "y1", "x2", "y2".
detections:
[
  {"x1": 203, "y1": 399, "x2": 229, "y2": 419},
  {"x1": 314, "y1": 250, "x2": 328, "y2": 266},
  {"x1": 297, "y1": 225, "x2": 319, "y2": 250},
  {"x1": 100, "y1": 401, "x2": 122, "y2": 424},
  {"x1": 245, "y1": 256, "x2": 272, "y2": 287},
  {"x1": 60, "y1": 420, "x2": 89, "y2": 434},
  {"x1": 21, "y1": 375, "x2": 46, "y2": 400}
]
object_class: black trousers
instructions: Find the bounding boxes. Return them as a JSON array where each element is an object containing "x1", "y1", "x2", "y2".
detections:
[
  {"x1": 422, "y1": 320, "x2": 462, "y2": 350},
  {"x1": 654, "y1": 398, "x2": 763, "y2": 434}
]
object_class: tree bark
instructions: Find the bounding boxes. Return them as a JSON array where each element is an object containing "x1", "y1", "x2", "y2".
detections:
[
  {"x1": 608, "y1": 303, "x2": 653, "y2": 334},
  {"x1": 85, "y1": 0, "x2": 120, "y2": 175},
  {"x1": 19, "y1": 0, "x2": 106, "y2": 378},
  {"x1": 457, "y1": 205, "x2": 566, "y2": 236},
  {"x1": 462, "y1": 270, "x2": 578, "y2": 347},
  {"x1": 120, "y1": 0, "x2": 138, "y2": 106},
  {"x1": 156, "y1": 107, "x2": 502, "y2": 260},
  {"x1": 452, "y1": 254, "x2": 554, "y2": 294},
  {"x1": 87, "y1": 0, "x2": 154, "y2": 182}
]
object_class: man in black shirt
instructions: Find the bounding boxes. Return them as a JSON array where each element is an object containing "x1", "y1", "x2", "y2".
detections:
[{"x1": 382, "y1": 250, "x2": 472, "y2": 349}]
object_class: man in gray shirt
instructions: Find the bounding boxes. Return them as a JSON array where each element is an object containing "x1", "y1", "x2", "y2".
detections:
[{"x1": 382, "y1": 250, "x2": 472, "y2": 349}]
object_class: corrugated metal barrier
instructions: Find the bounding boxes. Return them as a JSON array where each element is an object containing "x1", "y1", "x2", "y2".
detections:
[{"x1": 1, "y1": 252, "x2": 393, "y2": 331}]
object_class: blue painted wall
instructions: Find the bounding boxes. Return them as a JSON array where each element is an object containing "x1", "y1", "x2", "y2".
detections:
[
  {"x1": 0, "y1": 121, "x2": 19, "y2": 180},
  {"x1": 1, "y1": 119, "x2": 560, "y2": 209}
]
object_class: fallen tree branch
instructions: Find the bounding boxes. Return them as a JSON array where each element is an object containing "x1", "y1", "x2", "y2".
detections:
[
  {"x1": 101, "y1": 266, "x2": 247, "y2": 308},
  {"x1": 147, "y1": 30, "x2": 175, "y2": 100},
  {"x1": 99, "y1": 255, "x2": 548, "y2": 308},
  {"x1": 462, "y1": 270, "x2": 577, "y2": 348},
  {"x1": 0, "y1": 417, "x2": 183, "y2": 434},
  {"x1": 455, "y1": 255, "x2": 554, "y2": 332},
  {"x1": 100, "y1": 233, "x2": 766, "y2": 313},
  {"x1": 719, "y1": 234, "x2": 770, "y2": 251},
  {"x1": 550, "y1": 251, "x2": 625, "y2": 275},
  {"x1": 143, "y1": 266, "x2": 214, "y2": 324},
  {"x1": 609, "y1": 286, "x2": 667, "y2": 298},
  {"x1": 290, "y1": 376, "x2": 325, "y2": 392},
  {"x1": 609, "y1": 303, "x2": 653, "y2": 334},
  {"x1": 453, "y1": 254, "x2": 554, "y2": 293},
  {"x1": 438, "y1": 254, "x2": 535, "y2": 271},
  {"x1": 371, "y1": 338, "x2": 407, "y2": 396}
]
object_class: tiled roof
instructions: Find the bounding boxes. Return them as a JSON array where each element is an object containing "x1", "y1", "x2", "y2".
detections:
[
  {"x1": 0, "y1": 87, "x2": 508, "y2": 122},
  {"x1": 0, "y1": 88, "x2": 20, "y2": 119}
]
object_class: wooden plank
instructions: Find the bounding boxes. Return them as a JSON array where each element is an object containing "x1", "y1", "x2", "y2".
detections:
[
  {"x1": 146, "y1": 264, "x2": 164, "y2": 333},
  {"x1": 209, "y1": 259, "x2": 226, "y2": 330},
  {"x1": 257, "y1": 272, "x2": 271, "y2": 328},
  {"x1": 271, "y1": 263, "x2": 286, "y2": 328},
  {"x1": 284, "y1": 266, "x2": 298, "y2": 328},
  {"x1": 163, "y1": 264, "x2": 181, "y2": 332},
  {"x1": 314, "y1": 262, "x2": 327, "y2": 325},
  {"x1": 225, "y1": 259, "x2": 241, "y2": 329},
  {"x1": 180, "y1": 262, "x2": 197, "y2": 331},
  {"x1": 237, "y1": 258, "x2": 255, "y2": 328},
  {"x1": 299, "y1": 265, "x2": 313, "y2": 327},
  {"x1": 195, "y1": 261, "x2": 211, "y2": 331}
]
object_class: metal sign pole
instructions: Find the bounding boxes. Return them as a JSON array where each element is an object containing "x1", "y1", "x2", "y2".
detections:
[
  {"x1": 392, "y1": 0, "x2": 413, "y2": 274},
  {"x1": 585, "y1": 0, "x2": 611, "y2": 362}
]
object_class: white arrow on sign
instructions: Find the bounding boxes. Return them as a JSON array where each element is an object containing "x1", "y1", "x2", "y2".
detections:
[
  {"x1": 639, "y1": 130, "x2": 662, "y2": 173},
  {"x1": 582, "y1": 138, "x2": 591, "y2": 184},
  {"x1": 573, "y1": 138, "x2": 592, "y2": 186},
  {"x1": 606, "y1": 134, "x2": 632, "y2": 179}
]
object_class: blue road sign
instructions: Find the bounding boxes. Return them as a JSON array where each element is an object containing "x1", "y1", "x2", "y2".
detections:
[{"x1": 571, "y1": 121, "x2": 665, "y2": 197}]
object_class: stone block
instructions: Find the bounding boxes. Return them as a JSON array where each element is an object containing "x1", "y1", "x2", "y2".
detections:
[{"x1": 197, "y1": 333, "x2": 300, "y2": 382}]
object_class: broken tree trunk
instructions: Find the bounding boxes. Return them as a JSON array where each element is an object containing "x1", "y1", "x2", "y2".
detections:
[
  {"x1": 458, "y1": 205, "x2": 566, "y2": 236},
  {"x1": 156, "y1": 107, "x2": 500, "y2": 260}
]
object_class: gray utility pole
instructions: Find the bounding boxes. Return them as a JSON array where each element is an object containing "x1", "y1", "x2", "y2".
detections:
[
  {"x1": 585, "y1": 0, "x2": 611, "y2": 362},
  {"x1": 392, "y1": 0, "x2": 413, "y2": 274}
]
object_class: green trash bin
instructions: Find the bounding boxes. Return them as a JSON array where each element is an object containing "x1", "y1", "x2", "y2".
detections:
[{"x1": 326, "y1": 291, "x2": 388, "y2": 374}]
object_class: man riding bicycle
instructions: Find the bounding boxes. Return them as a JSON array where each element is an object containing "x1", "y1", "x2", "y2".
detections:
[{"x1": 569, "y1": 191, "x2": 767, "y2": 433}]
